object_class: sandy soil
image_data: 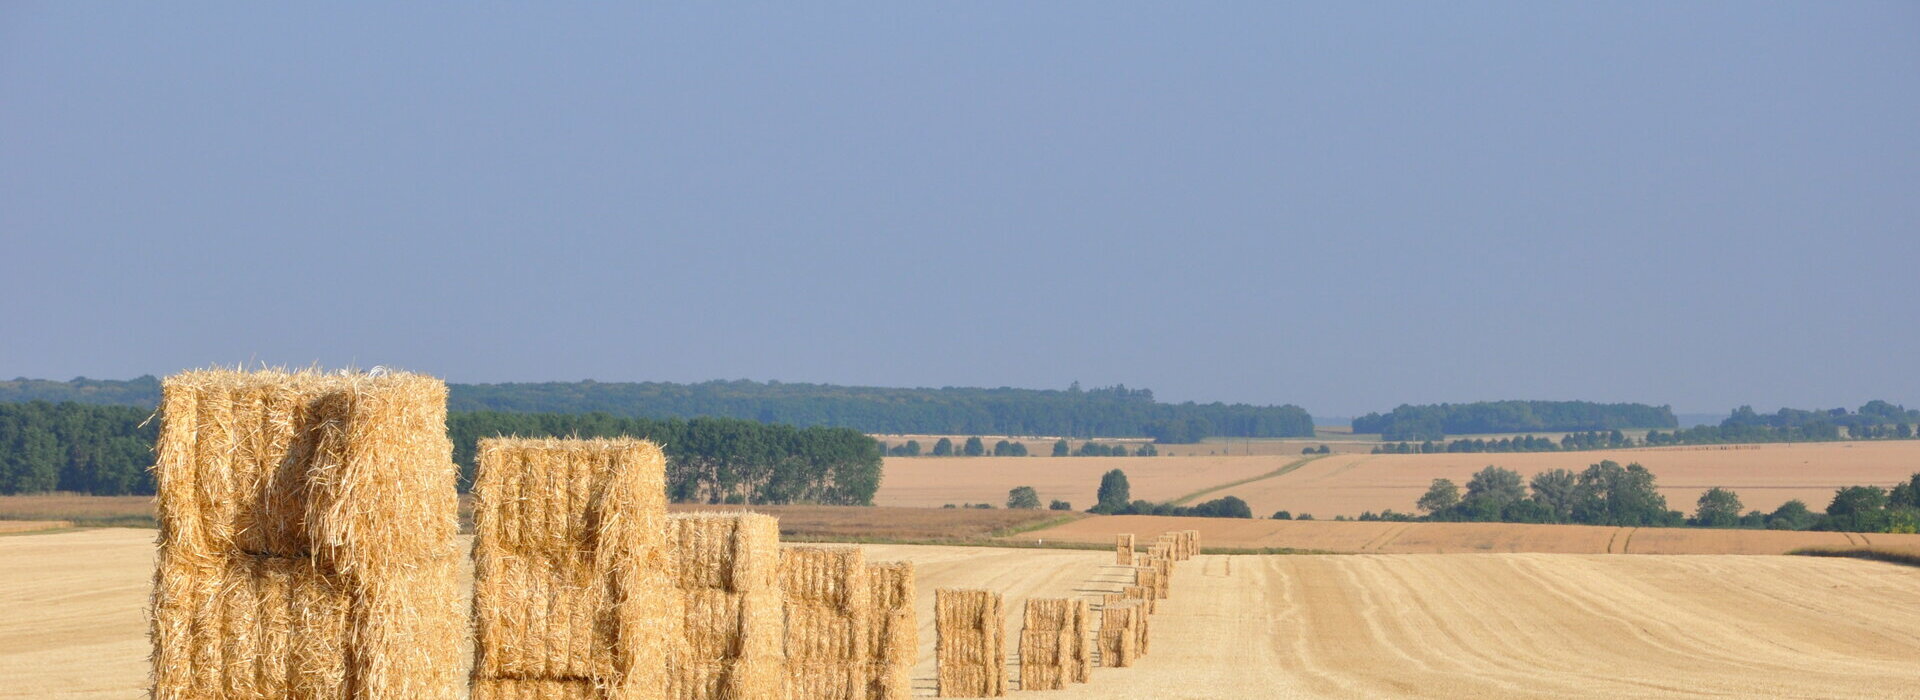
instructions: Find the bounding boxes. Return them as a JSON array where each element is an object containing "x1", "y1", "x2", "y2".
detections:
[
  {"x1": 1020, "y1": 514, "x2": 1920, "y2": 555},
  {"x1": 7, "y1": 529, "x2": 1918, "y2": 698}
]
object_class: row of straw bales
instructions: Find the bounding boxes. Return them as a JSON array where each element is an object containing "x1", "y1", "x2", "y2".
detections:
[{"x1": 150, "y1": 368, "x2": 920, "y2": 700}]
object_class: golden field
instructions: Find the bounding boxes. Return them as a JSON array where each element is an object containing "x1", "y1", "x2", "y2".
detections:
[
  {"x1": 1017, "y1": 514, "x2": 1920, "y2": 555},
  {"x1": 880, "y1": 440, "x2": 1920, "y2": 517},
  {"x1": 5, "y1": 528, "x2": 1918, "y2": 698}
]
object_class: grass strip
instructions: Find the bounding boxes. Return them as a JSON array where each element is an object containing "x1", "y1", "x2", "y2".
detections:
[{"x1": 1789, "y1": 546, "x2": 1920, "y2": 568}]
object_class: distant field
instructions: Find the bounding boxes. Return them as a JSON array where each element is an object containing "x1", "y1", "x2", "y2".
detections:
[
  {"x1": 1223, "y1": 440, "x2": 1920, "y2": 518},
  {"x1": 1016, "y1": 513, "x2": 1920, "y2": 555},
  {"x1": 875, "y1": 454, "x2": 1314, "y2": 509}
]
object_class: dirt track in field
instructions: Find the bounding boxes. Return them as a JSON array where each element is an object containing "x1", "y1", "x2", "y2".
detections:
[{"x1": 6, "y1": 529, "x2": 1919, "y2": 698}]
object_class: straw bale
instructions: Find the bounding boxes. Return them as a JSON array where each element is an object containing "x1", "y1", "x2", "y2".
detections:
[
  {"x1": 1098, "y1": 592, "x2": 1124, "y2": 608},
  {"x1": 1133, "y1": 607, "x2": 1150, "y2": 657},
  {"x1": 150, "y1": 369, "x2": 460, "y2": 700},
  {"x1": 1018, "y1": 599, "x2": 1075, "y2": 691},
  {"x1": 669, "y1": 513, "x2": 785, "y2": 700},
  {"x1": 935, "y1": 589, "x2": 1006, "y2": 697},
  {"x1": 1114, "y1": 534, "x2": 1134, "y2": 566},
  {"x1": 1122, "y1": 585, "x2": 1155, "y2": 615},
  {"x1": 1098, "y1": 605, "x2": 1137, "y2": 668},
  {"x1": 1152, "y1": 556, "x2": 1172, "y2": 599},
  {"x1": 1068, "y1": 600, "x2": 1092, "y2": 683},
  {"x1": 865, "y1": 562, "x2": 916, "y2": 700},
  {"x1": 470, "y1": 438, "x2": 674, "y2": 698},
  {"x1": 780, "y1": 546, "x2": 871, "y2": 699},
  {"x1": 471, "y1": 678, "x2": 600, "y2": 700}
]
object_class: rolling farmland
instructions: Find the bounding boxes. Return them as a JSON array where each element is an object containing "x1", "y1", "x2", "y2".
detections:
[{"x1": 879, "y1": 440, "x2": 1920, "y2": 518}]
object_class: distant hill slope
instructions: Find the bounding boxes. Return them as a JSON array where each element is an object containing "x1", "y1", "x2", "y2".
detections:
[
  {"x1": 1352, "y1": 400, "x2": 1677, "y2": 440},
  {"x1": 0, "y1": 376, "x2": 1314, "y2": 439}
]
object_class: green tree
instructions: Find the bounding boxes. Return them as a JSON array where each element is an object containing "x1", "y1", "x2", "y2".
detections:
[
  {"x1": 963, "y1": 436, "x2": 985, "y2": 456},
  {"x1": 1767, "y1": 499, "x2": 1818, "y2": 530},
  {"x1": 1007, "y1": 485, "x2": 1041, "y2": 509},
  {"x1": 1052, "y1": 439, "x2": 1069, "y2": 457},
  {"x1": 1827, "y1": 485, "x2": 1888, "y2": 518},
  {"x1": 1010, "y1": 442, "x2": 1029, "y2": 457},
  {"x1": 1095, "y1": 469, "x2": 1131, "y2": 512},
  {"x1": 1692, "y1": 487, "x2": 1744, "y2": 528},
  {"x1": 992, "y1": 439, "x2": 1014, "y2": 456},
  {"x1": 1890, "y1": 473, "x2": 1920, "y2": 508},
  {"x1": 1048, "y1": 499, "x2": 1072, "y2": 511},
  {"x1": 933, "y1": 438, "x2": 954, "y2": 456},
  {"x1": 1528, "y1": 469, "x2": 1578, "y2": 522},
  {"x1": 1416, "y1": 478, "x2": 1461, "y2": 514},
  {"x1": 1271, "y1": 510, "x2": 1293, "y2": 520}
]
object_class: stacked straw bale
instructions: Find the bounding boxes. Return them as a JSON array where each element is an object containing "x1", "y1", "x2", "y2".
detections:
[
  {"x1": 670, "y1": 513, "x2": 785, "y2": 700},
  {"x1": 1114, "y1": 534, "x2": 1134, "y2": 566},
  {"x1": 1068, "y1": 599, "x2": 1092, "y2": 683},
  {"x1": 1017, "y1": 599, "x2": 1074, "y2": 691},
  {"x1": 1122, "y1": 586, "x2": 1155, "y2": 614},
  {"x1": 150, "y1": 369, "x2": 462, "y2": 699},
  {"x1": 470, "y1": 438, "x2": 675, "y2": 699},
  {"x1": 864, "y1": 562, "x2": 916, "y2": 700},
  {"x1": 1149, "y1": 555, "x2": 1172, "y2": 599},
  {"x1": 1188, "y1": 530, "x2": 1201, "y2": 556},
  {"x1": 780, "y1": 546, "x2": 871, "y2": 699},
  {"x1": 935, "y1": 589, "x2": 1006, "y2": 697},
  {"x1": 1097, "y1": 604, "x2": 1137, "y2": 668}
]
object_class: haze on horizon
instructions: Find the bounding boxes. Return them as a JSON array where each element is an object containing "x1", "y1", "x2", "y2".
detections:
[{"x1": 3, "y1": 3, "x2": 1916, "y2": 417}]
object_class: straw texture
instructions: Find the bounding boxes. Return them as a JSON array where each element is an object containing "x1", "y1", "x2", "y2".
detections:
[
  {"x1": 1098, "y1": 605, "x2": 1137, "y2": 668},
  {"x1": 780, "y1": 546, "x2": 871, "y2": 700},
  {"x1": 470, "y1": 438, "x2": 675, "y2": 699},
  {"x1": 864, "y1": 562, "x2": 916, "y2": 700},
  {"x1": 935, "y1": 589, "x2": 1005, "y2": 698},
  {"x1": 669, "y1": 513, "x2": 785, "y2": 700},
  {"x1": 150, "y1": 368, "x2": 461, "y2": 700},
  {"x1": 1114, "y1": 534, "x2": 1134, "y2": 566},
  {"x1": 1068, "y1": 600, "x2": 1092, "y2": 684},
  {"x1": 1017, "y1": 599, "x2": 1074, "y2": 691}
]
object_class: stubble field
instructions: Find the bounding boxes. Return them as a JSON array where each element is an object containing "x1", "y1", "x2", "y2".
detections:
[
  {"x1": 879, "y1": 440, "x2": 1920, "y2": 518},
  {"x1": 5, "y1": 528, "x2": 1918, "y2": 698}
]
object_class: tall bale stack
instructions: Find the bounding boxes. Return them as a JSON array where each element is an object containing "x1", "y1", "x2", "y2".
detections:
[
  {"x1": 1132, "y1": 567, "x2": 1158, "y2": 600},
  {"x1": 780, "y1": 546, "x2": 871, "y2": 699},
  {"x1": 1188, "y1": 530, "x2": 1201, "y2": 556},
  {"x1": 864, "y1": 562, "x2": 916, "y2": 700},
  {"x1": 1114, "y1": 534, "x2": 1134, "y2": 566},
  {"x1": 1149, "y1": 555, "x2": 1172, "y2": 599},
  {"x1": 470, "y1": 438, "x2": 675, "y2": 699},
  {"x1": 1122, "y1": 586, "x2": 1155, "y2": 614},
  {"x1": 935, "y1": 589, "x2": 1005, "y2": 697},
  {"x1": 670, "y1": 513, "x2": 785, "y2": 700},
  {"x1": 1098, "y1": 604, "x2": 1137, "y2": 668},
  {"x1": 1017, "y1": 599, "x2": 1073, "y2": 691},
  {"x1": 1068, "y1": 600, "x2": 1092, "y2": 684},
  {"x1": 150, "y1": 369, "x2": 462, "y2": 699}
]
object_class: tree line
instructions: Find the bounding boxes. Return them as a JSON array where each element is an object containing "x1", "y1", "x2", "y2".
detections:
[
  {"x1": 1352, "y1": 401, "x2": 1678, "y2": 441},
  {"x1": 0, "y1": 376, "x2": 1315, "y2": 442},
  {"x1": 878, "y1": 438, "x2": 1155, "y2": 457},
  {"x1": 0, "y1": 400, "x2": 882, "y2": 505},
  {"x1": 1407, "y1": 461, "x2": 1920, "y2": 533}
]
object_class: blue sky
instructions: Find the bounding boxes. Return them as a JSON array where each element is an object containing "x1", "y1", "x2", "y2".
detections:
[{"x1": 2, "y1": 3, "x2": 1916, "y2": 416}]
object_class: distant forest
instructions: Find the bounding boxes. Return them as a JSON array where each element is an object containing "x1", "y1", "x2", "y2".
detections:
[
  {"x1": 1352, "y1": 401, "x2": 1678, "y2": 440},
  {"x1": 0, "y1": 399, "x2": 880, "y2": 504},
  {"x1": 1368, "y1": 401, "x2": 1920, "y2": 453},
  {"x1": 0, "y1": 376, "x2": 1315, "y2": 441}
]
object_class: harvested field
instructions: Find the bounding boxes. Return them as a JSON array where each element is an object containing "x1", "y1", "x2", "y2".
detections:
[
  {"x1": 10, "y1": 528, "x2": 1920, "y2": 698},
  {"x1": 0, "y1": 520, "x2": 69, "y2": 534},
  {"x1": 1019, "y1": 514, "x2": 1920, "y2": 555},
  {"x1": 1224, "y1": 441, "x2": 1920, "y2": 518},
  {"x1": 0, "y1": 494, "x2": 154, "y2": 527},
  {"x1": 670, "y1": 505, "x2": 1069, "y2": 543},
  {"x1": 876, "y1": 455, "x2": 1309, "y2": 510}
]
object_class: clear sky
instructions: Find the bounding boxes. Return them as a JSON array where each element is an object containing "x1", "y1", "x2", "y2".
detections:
[{"x1": 3, "y1": 3, "x2": 1916, "y2": 417}]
